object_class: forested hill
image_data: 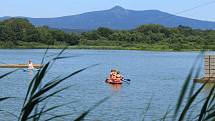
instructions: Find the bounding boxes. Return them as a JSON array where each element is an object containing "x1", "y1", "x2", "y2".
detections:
[
  {"x1": 0, "y1": 18, "x2": 215, "y2": 51},
  {"x1": 0, "y1": 18, "x2": 79, "y2": 48},
  {"x1": 1, "y1": 6, "x2": 215, "y2": 30}
]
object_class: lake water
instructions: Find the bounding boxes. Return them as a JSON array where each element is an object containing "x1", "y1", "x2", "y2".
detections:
[{"x1": 0, "y1": 49, "x2": 207, "y2": 121}]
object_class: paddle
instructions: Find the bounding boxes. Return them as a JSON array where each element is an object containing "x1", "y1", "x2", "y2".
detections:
[
  {"x1": 23, "y1": 68, "x2": 40, "y2": 72},
  {"x1": 122, "y1": 79, "x2": 131, "y2": 84},
  {"x1": 105, "y1": 78, "x2": 131, "y2": 84},
  {"x1": 123, "y1": 79, "x2": 131, "y2": 81}
]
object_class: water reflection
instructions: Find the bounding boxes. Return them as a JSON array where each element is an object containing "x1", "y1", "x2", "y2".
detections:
[
  {"x1": 108, "y1": 84, "x2": 122, "y2": 92},
  {"x1": 0, "y1": 49, "x2": 203, "y2": 120},
  {"x1": 24, "y1": 70, "x2": 35, "y2": 80}
]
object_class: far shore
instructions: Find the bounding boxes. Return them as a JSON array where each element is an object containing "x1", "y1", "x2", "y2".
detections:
[{"x1": 0, "y1": 45, "x2": 210, "y2": 52}]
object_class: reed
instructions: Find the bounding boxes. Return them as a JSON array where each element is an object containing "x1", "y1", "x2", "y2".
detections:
[
  {"x1": 1, "y1": 49, "x2": 215, "y2": 121},
  {"x1": 160, "y1": 51, "x2": 215, "y2": 121},
  {"x1": 0, "y1": 48, "x2": 103, "y2": 121},
  {"x1": 139, "y1": 51, "x2": 215, "y2": 121}
]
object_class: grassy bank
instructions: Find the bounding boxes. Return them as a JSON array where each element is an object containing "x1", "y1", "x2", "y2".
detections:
[{"x1": 0, "y1": 44, "x2": 210, "y2": 52}]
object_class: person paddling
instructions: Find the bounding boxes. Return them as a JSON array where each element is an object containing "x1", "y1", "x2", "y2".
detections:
[
  {"x1": 108, "y1": 69, "x2": 117, "y2": 81},
  {"x1": 27, "y1": 59, "x2": 34, "y2": 70},
  {"x1": 107, "y1": 69, "x2": 123, "y2": 84},
  {"x1": 115, "y1": 71, "x2": 123, "y2": 83}
]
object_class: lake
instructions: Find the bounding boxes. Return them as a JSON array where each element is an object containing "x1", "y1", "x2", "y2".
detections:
[{"x1": 0, "y1": 49, "x2": 207, "y2": 121}]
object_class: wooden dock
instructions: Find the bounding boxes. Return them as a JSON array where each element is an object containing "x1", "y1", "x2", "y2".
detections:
[
  {"x1": 0, "y1": 64, "x2": 43, "y2": 68},
  {"x1": 194, "y1": 55, "x2": 215, "y2": 83},
  {"x1": 194, "y1": 77, "x2": 215, "y2": 83}
]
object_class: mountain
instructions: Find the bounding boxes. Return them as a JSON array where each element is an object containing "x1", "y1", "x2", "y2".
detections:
[
  {"x1": 1, "y1": 6, "x2": 215, "y2": 30},
  {"x1": 0, "y1": 16, "x2": 11, "y2": 21}
]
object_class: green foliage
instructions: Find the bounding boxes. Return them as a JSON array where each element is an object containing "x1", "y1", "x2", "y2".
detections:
[
  {"x1": 96, "y1": 27, "x2": 113, "y2": 37},
  {"x1": 1, "y1": 18, "x2": 215, "y2": 50},
  {"x1": 0, "y1": 18, "x2": 80, "y2": 47},
  {"x1": 81, "y1": 24, "x2": 215, "y2": 50},
  {"x1": 81, "y1": 31, "x2": 100, "y2": 40}
]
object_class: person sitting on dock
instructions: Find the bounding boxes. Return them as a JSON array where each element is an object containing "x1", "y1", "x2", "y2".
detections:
[{"x1": 27, "y1": 59, "x2": 34, "y2": 70}]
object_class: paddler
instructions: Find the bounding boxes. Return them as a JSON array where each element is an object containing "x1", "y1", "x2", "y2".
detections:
[
  {"x1": 115, "y1": 71, "x2": 123, "y2": 83},
  {"x1": 108, "y1": 69, "x2": 117, "y2": 81}
]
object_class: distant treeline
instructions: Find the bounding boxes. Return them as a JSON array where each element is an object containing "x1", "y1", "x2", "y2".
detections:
[
  {"x1": 1, "y1": 18, "x2": 215, "y2": 50},
  {"x1": 0, "y1": 18, "x2": 79, "y2": 48}
]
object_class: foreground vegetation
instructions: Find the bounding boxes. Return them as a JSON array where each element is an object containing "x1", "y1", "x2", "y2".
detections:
[
  {"x1": 0, "y1": 49, "x2": 215, "y2": 120},
  {"x1": 1, "y1": 18, "x2": 215, "y2": 51},
  {"x1": 0, "y1": 49, "x2": 104, "y2": 121}
]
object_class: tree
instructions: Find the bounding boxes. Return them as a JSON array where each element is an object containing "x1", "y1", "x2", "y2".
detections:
[
  {"x1": 0, "y1": 24, "x2": 16, "y2": 42},
  {"x1": 96, "y1": 27, "x2": 113, "y2": 37},
  {"x1": 136, "y1": 24, "x2": 166, "y2": 33},
  {"x1": 81, "y1": 31, "x2": 100, "y2": 40},
  {"x1": 2, "y1": 18, "x2": 35, "y2": 41},
  {"x1": 37, "y1": 27, "x2": 56, "y2": 45}
]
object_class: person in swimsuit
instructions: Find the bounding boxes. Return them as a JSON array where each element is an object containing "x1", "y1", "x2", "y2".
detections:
[
  {"x1": 27, "y1": 59, "x2": 34, "y2": 70},
  {"x1": 107, "y1": 69, "x2": 124, "y2": 83},
  {"x1": 115, "y1": 71, "x2": 123, "y2": 83}
]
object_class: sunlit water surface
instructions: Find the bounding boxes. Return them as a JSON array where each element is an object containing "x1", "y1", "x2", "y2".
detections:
[{"x1": 0, "y1": 49, "x2": 208, "y2": 121}]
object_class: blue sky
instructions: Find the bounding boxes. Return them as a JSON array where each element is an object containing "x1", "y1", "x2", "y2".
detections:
[{"x1": 0, "y1": 0, "x2": 215, "y2": 21}]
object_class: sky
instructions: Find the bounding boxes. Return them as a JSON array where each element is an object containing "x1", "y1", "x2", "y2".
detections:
[{"x1": 0, "y1": 0, "x2": 215, "y2": 21}]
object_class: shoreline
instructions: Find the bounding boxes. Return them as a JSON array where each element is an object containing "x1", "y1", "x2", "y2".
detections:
[{"x1": 0, "y1": 45, "x2": 211, "y2": 52}]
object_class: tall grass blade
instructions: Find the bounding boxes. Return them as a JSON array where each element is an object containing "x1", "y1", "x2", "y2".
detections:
[
  {"x1": 28, "y1": 101, "x2": 73, "y2": 120},
  {"x1": 61, "y1": 64, "x2": 99, "y2": 80},
  {"x1": 208, "y1": 92, "x2": 215, "y2": 108},
  {"x1": 35, "y1": 86, "x2": 72, "y2": 103},
  {"x1": 0, "y1": 97, "x2": 13, "y2": 102},
  {"x1": 74, "y1": 96, "x2": 110, "y2": 121},
  {"x1": 174, "y1": 66, "x2": 195, "y2": 118},
  {"x1": 188, "y1": 60, "x2": 202, "y2": 99},
  {"x1": 32, "y1": 102, "x2": 47, "y2": 121},
  {"x1": 160, "y1": 106, "x2": 172, "y2": 121},
  {"x1": 56, "y1": 46, "x2": 68, "y2": 57},
  {"x1": 178, "y1": 82, "x2": 207, "y2": 121},
  {"x1": 21, "y1": 62, "x2": 50, "y2": 114},
  {"x1": 21, "y1": 72, "x2": 40, "y2": 113},
  {"x1": 41, "y1": 46, "x2": 49, "y2": 65},
  {"x1": 204, "y1": 109, "x2": 215, "y2": 120},
  {"x1": 198, "y1": 85, "x2": 215, "y2": 121},
  {"x1": 0, "y1": 69, "x2": 19, "y2": 79},
  {"x1": 20, "y1": 81, "x2": 69, "y2": 120},
  {"x1": 0, "y1": 110, "x2": 19, "y2": 119},
  {"x1": 52, "y1": 55, "x2": 79, "y2": 60},
  {"x1": 185, "y1": 56, "x2": 203, "y2": 120},
  {"x1": 20, "y1": 98, "x2": 41, "y2": 121},
  {"x1": 20, "y1": 62, "x2": 97, "y2": 120},
  {"x1": 30, "y1": 62, "x2": 50, "y2": 97},
  {"x1": 142, "y1": 96, "x2": 153, "y2": 121},
  {"x1": 174, "y1": 52, "x2": 203, "y2": 119},
  {"x1": 44, "y1": 113, "x2": 72, "y2": 121}
]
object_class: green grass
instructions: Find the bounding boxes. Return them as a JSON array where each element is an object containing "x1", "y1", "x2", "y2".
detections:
[{"x1": 0, "y1": 41, "x2": 214, "y2": 52}]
